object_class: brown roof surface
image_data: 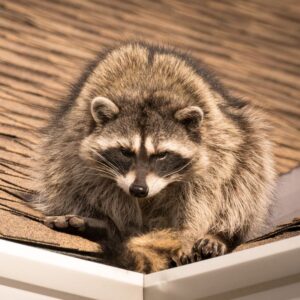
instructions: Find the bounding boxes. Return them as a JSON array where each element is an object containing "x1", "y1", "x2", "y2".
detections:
[
  {"x1": 0, "y1": 0, "x2": 299, "y2": 266},
  {"x1": 235, "y1": 218, "x2": 300, "y2": 252},
  {"x1": 0, "y1": 199, "x2": 102, "y2": 258},
  {"x1": 0, "y1": 196, "x2": 299, "y2": 263}
]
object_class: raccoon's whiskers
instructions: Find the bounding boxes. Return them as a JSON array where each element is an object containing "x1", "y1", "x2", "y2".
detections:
[
  {"x1": 95, "y1": 161, "x2": 120, "y2": 176},
  {"x1": 88, "y1": 147, "x2": 121, "y2": 175},
  {"x1": 87, "y1": 171, "x2": 115, "y2": 181},
  {"x1": 74, "y1": 166, "x2": 114, "y2": 182},
  {"x1": 83, "y1": 169, "x2": 115, "y2": 181},
  {"x1": 163, "y1": 160, "x2": 192, "y2": 178},
  {"x1": 84, "y1": 165, "x2": 118, "y2": 180}
]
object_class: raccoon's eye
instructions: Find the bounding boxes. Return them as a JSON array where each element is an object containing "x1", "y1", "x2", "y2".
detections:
[
  {"x1": 120, "y1": 148, "x2": 134, "y2": 158},
  {"x1": 152, "y1": 152, "x2": 168, "y2": 160}
]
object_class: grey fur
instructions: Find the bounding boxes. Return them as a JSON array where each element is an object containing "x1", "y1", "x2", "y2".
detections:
[{"x1": 31, "y1": 41, "x2": 276, "y2": 269}]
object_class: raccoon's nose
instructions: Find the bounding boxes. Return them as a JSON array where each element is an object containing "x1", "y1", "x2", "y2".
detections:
[{"x1": 129, "y1": 184, "x2": 149, "y2": 198}]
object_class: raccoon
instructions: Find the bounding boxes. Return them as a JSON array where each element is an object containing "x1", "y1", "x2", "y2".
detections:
[{"x1": 31, "y1": 41, "x2": 276, "y2": 273}]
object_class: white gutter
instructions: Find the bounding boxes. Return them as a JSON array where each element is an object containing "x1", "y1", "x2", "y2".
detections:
[
  {"x1": 0, "y1": 239, "x2": 143, "y2": 300},
  {"x1": 0, "y1": 236, "x2": 299, "y2": 299}
]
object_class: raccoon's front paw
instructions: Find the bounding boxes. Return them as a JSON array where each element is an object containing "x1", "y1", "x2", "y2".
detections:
[
  {"x1": 44, "y1": 215, "x2": 86, "y2": 232},
  {"x1": 174, "y1": 235, "x2": 228, "y2": 266},
  {"x1": 192, "y1": 235, "x2": 228, "y2": 261},
  {"x1": 44, "y1": 215, "x2": 121, "y2": 242}
]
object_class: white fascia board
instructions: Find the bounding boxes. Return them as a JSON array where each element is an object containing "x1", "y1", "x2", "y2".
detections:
[
  {"x1": 0, "y1": 239, "x2": 143, "y2": 300},
  {"x1": 144, "y1": 235, "x2": 300, "y2": 300},
  {"x1": 0, "y1": 236, "x2": 300, "y2": 300}
]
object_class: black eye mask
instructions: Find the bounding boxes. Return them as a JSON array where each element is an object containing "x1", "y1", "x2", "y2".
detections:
[
  {"x1": 150, "y1": 152, "x2": 191, "y2": 177},
  {"x1": 99, "y1": 148, "x2": 133, "y2": 175}
]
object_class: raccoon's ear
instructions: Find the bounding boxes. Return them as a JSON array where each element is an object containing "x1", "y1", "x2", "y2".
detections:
[
  {"x1": 91, "y1": 96, "x2": 119, "y2": 124},
  {"x1": 174, "y1": 106, "x2": 204, "y2": 131}
]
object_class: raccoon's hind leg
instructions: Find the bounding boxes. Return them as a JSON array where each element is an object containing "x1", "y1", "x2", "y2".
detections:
[
  {"x1": 44, "y1": 214, "x2": 121, "y2": 242},
  {"x1": 115, "y1": 230, "x2": 182, "y2": 274}
]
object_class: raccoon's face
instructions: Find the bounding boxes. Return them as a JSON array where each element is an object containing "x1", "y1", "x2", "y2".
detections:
[{"x1": 80, "y1": 96, "x2": 204, "y2": 198}]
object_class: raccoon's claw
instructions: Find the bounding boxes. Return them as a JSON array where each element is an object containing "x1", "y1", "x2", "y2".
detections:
[
  {"x1": 179, "y1": 253, "x2": 192, "y2": 265},
  {"x1": 44, "y1": 215, "x2": 86, "y2": 232},
  {"x1": 192, "y1": 235, "x2": 228, "y2": 260},
  {"x1": 173, "y1": 235, "x2": 228, "y2": 268},
  {"x1": 170, "y1": 250, "x2": 193, "y2": 267}
]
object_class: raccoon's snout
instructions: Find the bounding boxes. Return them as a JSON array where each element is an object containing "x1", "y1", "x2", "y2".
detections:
[{"x1": 129, "y1": 183, "x2": 149, "y2": 198}]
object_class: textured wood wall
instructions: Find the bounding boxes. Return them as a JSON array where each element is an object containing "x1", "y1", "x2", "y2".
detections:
[{"x1": 0, "y1": 0, "x2": 299, "y2": 202}]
